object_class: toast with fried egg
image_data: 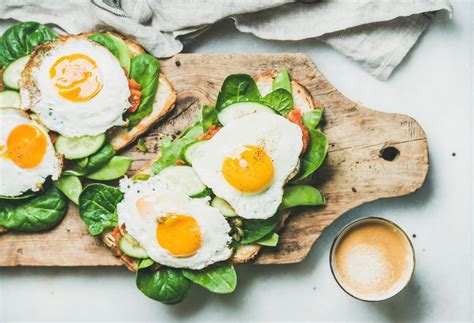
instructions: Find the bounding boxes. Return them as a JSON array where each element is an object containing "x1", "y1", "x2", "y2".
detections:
[{"x1": 99, "y1": 69, "x2": 323, "y2": 271}]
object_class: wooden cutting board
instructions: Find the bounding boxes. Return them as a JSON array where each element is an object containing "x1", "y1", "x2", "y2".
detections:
[{"x1": 0, "y1": 53, "x2": 428, "y2": 267}]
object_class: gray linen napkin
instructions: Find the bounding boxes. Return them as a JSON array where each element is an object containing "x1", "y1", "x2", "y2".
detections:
[{"x1": 0, "y1": 0, "x2": 452, "y2": 80}]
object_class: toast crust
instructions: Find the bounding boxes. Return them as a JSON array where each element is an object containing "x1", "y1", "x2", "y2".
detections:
[{"x1": 103, "y1": 70, "x2": 318, "y2": 270}]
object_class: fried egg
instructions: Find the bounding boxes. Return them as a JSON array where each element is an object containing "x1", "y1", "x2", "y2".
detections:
[
  {"x1": 20, "y1": 36, "x2": 131, "y2": 137},
  {"x1": 192, "y1": 112, "x2": 303, "y2": 219},
  {"x1": 117, "y1": 177, "x2": 232, "y2": 269},
  {"x1": 0, "y1": 108, "x2": 61, "y2": 197}
]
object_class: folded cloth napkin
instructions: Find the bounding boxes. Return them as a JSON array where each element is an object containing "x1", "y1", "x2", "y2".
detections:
[{"x1": 0, "y1": 0, "x2": 453, "y2": 79}]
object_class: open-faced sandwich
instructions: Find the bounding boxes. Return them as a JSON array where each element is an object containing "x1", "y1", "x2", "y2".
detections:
[
  {"x1": 0, "y1": 21, "x2": 176, "y2": 233},
  {"x1": 78, "y1": 68, "x2": 328, "y2": 304}
]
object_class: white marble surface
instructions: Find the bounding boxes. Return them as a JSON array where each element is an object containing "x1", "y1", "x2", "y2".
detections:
[{"x1": 0, "y1": 1, "x2": 472, "y2": 322}]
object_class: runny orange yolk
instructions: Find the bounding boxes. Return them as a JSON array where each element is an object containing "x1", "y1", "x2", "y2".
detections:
[
  {"x1": 222, "y1": 145, "x2": 274, "y2": 193},
  {"x1": 0, "y1": 124, "x2": 47, "y2": 169},
  {"x1": 156, "y1": 214, "x2": 201, "y2": 257},
  {"x1": 49, "y1": 53, "x2": 102, "y2": 102}
]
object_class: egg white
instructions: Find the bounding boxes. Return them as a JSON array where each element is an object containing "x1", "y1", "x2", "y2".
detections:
[
  {"x1": 117, "y1": 176, "x2": 232, "y2": 270},
  {"x1": 20, "y1": 37, "x2": 131, "y2": 137},
  {"x1": 192, "y1": 112, "x2": 303, "y2": 219},
  {"x1": 0, "y1": 108, "x2": 61, "y2": 197}
]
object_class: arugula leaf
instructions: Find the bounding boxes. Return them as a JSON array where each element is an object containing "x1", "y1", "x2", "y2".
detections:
[
  {"x1": 182, "y1": 262, "x2": 237, "y2": 294},
  {"x1": 136, "y1": 266, "x2": 191, "y2": 304},
  {"x1": 0, "y1": 22, "x2": 56, "y2": 67},
  {"x1": 292, "y1": 128, "x2": 328, "y2": 182},
  {"x1": 272, "y1": 67, "x2": 292, "y2": 93},
  {"x1": 240, "y1": 212, "x2": 282, "y2": 244},
  {"x1": 78, "y1": 184, "x2": 123, "y2": 235},
  {"x1": 280, "y1": 185, "x2": 325, "y2": 210},
  {"x1": 0, "y1": 187, "x2": 67, "y2": 232},
  {"x1": 262, "y1": 88, "x2": 294, "y2": 115},
  {"x1": 302, "y1": 109, "x2": 323, "y2": 129},
  {"x1": 87, "y1": 33, "x2": 119, "y2": 57},
  {"x1": 151, "y1": 123, "x2": 203, "y2": 174},
  {"x1": 126, "y1": 54, "x2": 160, "y2": 128},
  {"x1": 216, "y1": 74, "x2": 262, "y2": 111},
  {"x1": 202, "y1": 105, "x2": 219, "y2": 131}
]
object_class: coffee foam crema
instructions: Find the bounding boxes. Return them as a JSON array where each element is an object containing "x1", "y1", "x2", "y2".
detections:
[{"x1": 331, "y1": 218, "x2": 415, "y2": 301}]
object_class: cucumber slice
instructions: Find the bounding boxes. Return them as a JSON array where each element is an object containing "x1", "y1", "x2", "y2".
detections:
[
  {"x1": 218, "y1": 102, "x2": 275, "y2": 125},
  {"x1": 119, "y1": 234, "x2": 148, "y2": 258},
  {"x1": 0, "y1": 90, "x2": 21, "y2": 108},
  {"x1": 157, "y1": 165, "x2": 207, "y2": 198},
  {"x1": 211, "y1": 197, "x2": 237, "y2": 217},
  {"x1": 55, "y1": 134, "x2": 106, "y2": 160},
  {"x1": 183, "y1": 140, "x2": 207, "y2": 165},
  {"x1": 3, "y1": 55, "x2": 29, "y2": 90}
]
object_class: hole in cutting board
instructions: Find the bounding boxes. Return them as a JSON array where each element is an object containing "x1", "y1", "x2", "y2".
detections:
[{"x1": 379, "y1": 146, "x2": 400, "y2": 161}]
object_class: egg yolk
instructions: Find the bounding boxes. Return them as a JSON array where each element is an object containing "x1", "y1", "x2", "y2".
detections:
[
  {"x1": 0, "y1": 124, "x2": 47, "y2": 168},
  {"x1": 156, "y1": 214, "x2": 201, "y2": 257},
  {"x1": 49, "y1": 53, "x2": 102, "y2": 102},
  {"x1": 222, "y1": 145, "x2": 274, "y2": 193}
]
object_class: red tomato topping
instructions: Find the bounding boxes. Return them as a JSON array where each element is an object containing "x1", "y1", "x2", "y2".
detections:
[
  {"x1": 288, "y1": 108, "x2": 309, "y2": 154},
  {"x1": 127, "y1": 79, "x2": 142, "y2": 113},
  {"x1": 197, "y1": 124, "x2": 221, "y2": 141}
]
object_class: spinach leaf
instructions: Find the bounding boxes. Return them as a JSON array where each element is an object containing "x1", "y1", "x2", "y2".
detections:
[
  {"x1": 302, "y1": 109, "x2": 323, "y2": 129},
  {"x1": 0, "y1": 21, "x2": 56, "y2": 67},
  {"x1": 280, "y1": 185, "x2": 324, "y2": 210},
  {"x1": 215, "y1": 74, "x2": 262, "y2": 111},
  {"x1": 136, "y1": 266, "x2": 191, "y2": 304},
  {"x1": 151, "y1": 123, "x2": 203, "y2": 174},
  {"x1": 262, "y1": 88, "x2": 294, "y2": 115},
  {"x1": 240, "y1": 212, "x2": 282, "y2": 244},
  {"x1": 126, "y1": 54, "x2": 160, "y2": 128},
  {"x1": 87, "y1": 33, "x2": 119, "y2": 57},
  {"x1": 78, "y1": 183, "x2": 123, "y2": 235},
  {"x1": 272, "y1": 67, "x2": 292, "y2": 93},
  {"x1": 86, "y1": 156, "x2": 132, "y2": 181},
  {"x1": 202, "y1": 105, "x2": 219, "y2": 132},
  {"x1": 54, "y1": 175, "x2": 82, "y2": 204},
  {"x1": 76, "y1": 144, "x2": 116, "y2": 174},
  {"x1": 292, "y1": 128, "x2": 328, "y2": 182},
  {"x1": 0, "y1": 187, "x2": 67, "y2": 232},
  {"x1": 182, "y1": 262, "x2": 237, "y2": 294},
  {"x1": 256, "y1": 232, "x2": 279, "y2": 247}
]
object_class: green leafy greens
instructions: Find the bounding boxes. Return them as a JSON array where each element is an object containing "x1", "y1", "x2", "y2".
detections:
[
  {"x1": 0, "y1": 187, "x2": 67, "y2": 231},
  {"x1": 291, "y1": 128, "x2": 328, "y2": 182},
  {"x1": 87, "y1": 33, "x2": 119, "y2": 57},
  {"x1": 0, "y1": 21, "x2": 56, "y2": 67},
  {"x1": 216, "y1": 74, "x2": 262, "y2": 111},
  {"x1": 126, "y1": 54, "x2": 160, "y2": 128},
  {"x1": 151, "y1": 123, "x2": 203, "y2": 174},
  {"x1": 182, "y1": 262, "x2": 237, "y2": 294},
  {"x1": 136, "y1": 266, "x2": 191, "y2": 304},
  {"x1": 78, "y1": 183, "x2": 123, "y2": 235}
]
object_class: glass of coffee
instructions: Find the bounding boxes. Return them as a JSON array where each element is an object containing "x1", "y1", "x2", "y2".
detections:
[{"x1": 330, "y1": 217, "x2": 415, "y2": 302}]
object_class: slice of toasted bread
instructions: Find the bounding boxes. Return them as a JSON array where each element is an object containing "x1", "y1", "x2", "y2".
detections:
[
  {"x1": 21, "y1": 32, "x2": 176, "y2": 151},
  {"x1": 102, "y1": 70, "x2": 319, "y2": 270}
]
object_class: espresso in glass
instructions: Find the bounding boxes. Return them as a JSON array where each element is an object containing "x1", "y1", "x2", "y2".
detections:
[{"x1": 330, "y1": 217, "x2": 415, "y2": 301}]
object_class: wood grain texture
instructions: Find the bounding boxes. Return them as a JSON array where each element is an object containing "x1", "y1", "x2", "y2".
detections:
[{"x1": 0, "y1": 53, "x2": 428, "y2": 266}]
